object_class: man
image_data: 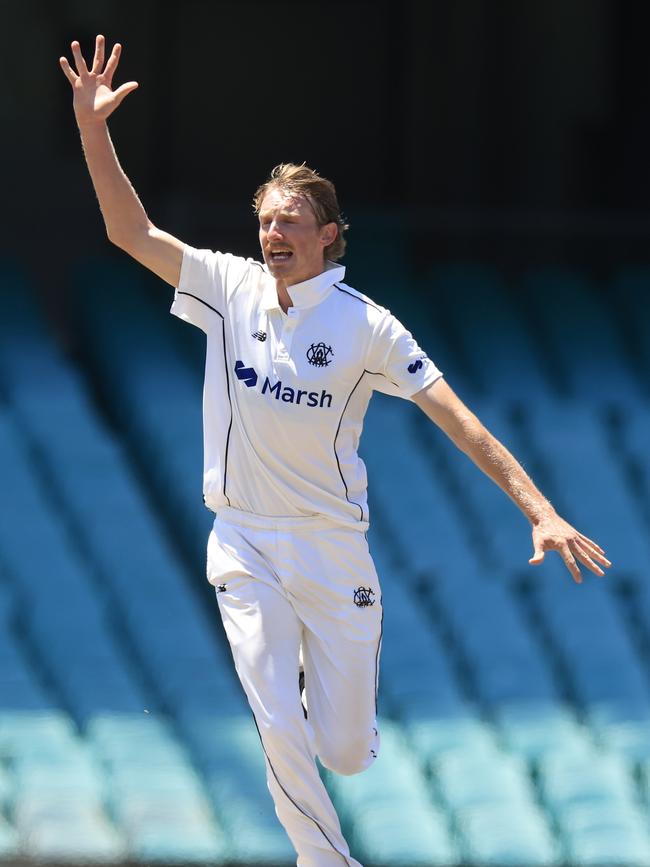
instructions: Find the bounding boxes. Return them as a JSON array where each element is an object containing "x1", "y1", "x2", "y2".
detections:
[{"x1": 60, "y1": 36, "x2": 610, "y2": 867}]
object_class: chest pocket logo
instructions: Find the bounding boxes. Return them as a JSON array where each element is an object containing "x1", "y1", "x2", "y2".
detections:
[{"x1": 307, "y1": 342, "x2": 334, "y2": 367}]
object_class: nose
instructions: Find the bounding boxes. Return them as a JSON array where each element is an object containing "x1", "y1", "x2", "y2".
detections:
[
  {"x1": 267, "y1": 218, "x2": 283, "y2": 240},
  {"x1": 266, "y1": 217, "x2": 282, "y2": 241}
]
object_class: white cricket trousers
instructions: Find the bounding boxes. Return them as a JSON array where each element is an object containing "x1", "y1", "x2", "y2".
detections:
[{"x1": 208, "y1": 508, "x2": 383, "y2": 867}]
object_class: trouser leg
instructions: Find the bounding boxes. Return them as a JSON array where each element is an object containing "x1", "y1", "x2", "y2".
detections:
[
  {"x1": 217, "y1": 577, "x2": 362, "y2": 867},
  {"x1": 282, "y1": 528, "x2": 384, "y2": 777},
  {"x1": 302, "y1": 621, "x2": 381, "y2": 777}
]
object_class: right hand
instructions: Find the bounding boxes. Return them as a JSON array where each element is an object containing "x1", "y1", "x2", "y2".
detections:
[{"x1": 59, "y1": 35, "x2": 138, "y2": 126}]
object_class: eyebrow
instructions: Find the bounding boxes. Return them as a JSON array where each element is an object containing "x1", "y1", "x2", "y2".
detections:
[{"x1": 259, "y1": 209, "x2": 297, "y2": 221}]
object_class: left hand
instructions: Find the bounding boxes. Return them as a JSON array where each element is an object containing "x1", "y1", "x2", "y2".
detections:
[{"x1": 529, "y1": 513, "x2": 611, "y2": 584}]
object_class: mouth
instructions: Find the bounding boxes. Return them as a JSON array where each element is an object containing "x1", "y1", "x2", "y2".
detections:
[{"x1": 269, "y1": 249, "x2": 294, "y2": 264}]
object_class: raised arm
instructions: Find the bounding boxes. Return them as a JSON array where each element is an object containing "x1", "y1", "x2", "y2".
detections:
[
  {"x1": 412, "y1": 378, "x2": 611, "y2": 583},
  {"x1": 60, "y1": 35, "x2": 183, "y2": 287}
]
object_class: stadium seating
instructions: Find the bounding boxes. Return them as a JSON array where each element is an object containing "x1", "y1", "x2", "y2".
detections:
[
  {"x1": 426, "y1": 263, "x2": 555, "y2": 402},
  {"x1": 0, "y1": 268, "x2": 256, "y2": 863},
  {"x1": 538, "y1": 747, "x2": 650, "y2": 865},
  {"x1": 611, "y1": 266, "x2": 650, "y2": 392},
  {"x1": 326, "y1": 720, "x2": 460, "y2": 866},
  {"x1": 71, "y1": 261, "x2": 212, "y2": 565},
  {"x1": 520, "y1": 401, "x2": 650, "y2": 574},
  {"x1": 2, "y1": 256, "x2": 650, "y2": 866},
  {"x1": 522, "y1": 266, "x2": 645, "y2": 404}
]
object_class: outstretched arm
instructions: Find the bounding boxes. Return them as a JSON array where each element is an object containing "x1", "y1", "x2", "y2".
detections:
[
  {"x1": 412, "y1": 378, "x2": 611, "y2": 583},
  {"x1": 60, "y1": 35, "x2": 183, "y2": 287}
]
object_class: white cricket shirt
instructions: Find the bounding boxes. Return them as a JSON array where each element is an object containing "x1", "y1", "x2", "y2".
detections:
[{"x1": 170, "y1": 246, "x2": 442, "y2": 531}]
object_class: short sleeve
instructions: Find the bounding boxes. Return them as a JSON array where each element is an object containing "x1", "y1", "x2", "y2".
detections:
[
  {"x1": 367, "y1": 312, "x2": 443, "y2": 400},
  {"x1": 170, "y1": 245, "x2": 252, "y2": 333}
]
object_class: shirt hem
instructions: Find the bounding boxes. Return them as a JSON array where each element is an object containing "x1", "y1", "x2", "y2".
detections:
[{"x1": 214, "y1": 506, "x2": 368, "y2": 533}]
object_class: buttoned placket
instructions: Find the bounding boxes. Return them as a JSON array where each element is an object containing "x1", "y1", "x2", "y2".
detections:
[{"x1": 274, "y1": 307, "x2": 300, "y2": 365}]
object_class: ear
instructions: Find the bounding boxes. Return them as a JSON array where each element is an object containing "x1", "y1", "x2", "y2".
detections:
[{"x1": 319, "y1": 221, "x2": 338, "y2": 248}]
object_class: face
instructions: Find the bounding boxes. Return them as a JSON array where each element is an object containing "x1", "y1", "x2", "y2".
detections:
[{"x1": 258, "y1": 187, "x2": 337, "y2": 286}]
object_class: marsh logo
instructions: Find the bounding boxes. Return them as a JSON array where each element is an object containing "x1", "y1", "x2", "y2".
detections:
[
  {"x1": 408, "y1": 355, "x2": 428, "y2": 374},
  {"x1": 234, "y1": 360, "x2": 332, "y2": 408},
  {"x1": 306, "y1": 342, "x2": 334, "y2": 367},
  {"x1": 234, "y1": 361, "x2": 258, "y2": 387}
]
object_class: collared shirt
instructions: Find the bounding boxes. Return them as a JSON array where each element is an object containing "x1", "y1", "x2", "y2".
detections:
[{"x1": 170, "y1": 245, "x2": 442, "y2": 531}]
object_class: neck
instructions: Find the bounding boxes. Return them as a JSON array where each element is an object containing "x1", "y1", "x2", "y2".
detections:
[{"x1": 275, "y1": 280, "x2": 293, "y2": 313}]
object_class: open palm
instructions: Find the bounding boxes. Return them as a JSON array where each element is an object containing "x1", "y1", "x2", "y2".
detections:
[{"x1": 60, "y1": 35, "x2": 138, "y2": 125}]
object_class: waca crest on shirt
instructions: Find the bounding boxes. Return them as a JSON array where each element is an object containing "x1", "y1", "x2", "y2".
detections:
[{"x1": 306, "y1": 342, "x2": 334, "y2": 367}]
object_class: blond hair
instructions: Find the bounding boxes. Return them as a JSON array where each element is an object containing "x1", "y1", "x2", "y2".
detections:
[{"x1": 253, "y1": 163, "x2": 349, "y2": 261}]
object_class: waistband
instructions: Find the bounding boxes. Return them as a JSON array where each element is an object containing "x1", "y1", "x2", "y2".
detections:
[{"x1": 214, "y1": 506, "x2": 365, "y2": 533}]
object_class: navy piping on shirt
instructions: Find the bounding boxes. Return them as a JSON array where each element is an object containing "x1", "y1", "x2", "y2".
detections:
[
  {"x1": 334, "y1": 282, "x2": 382, "y2": 312},
  {"x1": 177, "y1": 291, "x2": 233, "y2": 506},
  {"x1": 333, "y1": 371, "x2": 368, "y2": 522},
  {"x1": 333, "y1": 367, "x2": 400, "y2": 523}
]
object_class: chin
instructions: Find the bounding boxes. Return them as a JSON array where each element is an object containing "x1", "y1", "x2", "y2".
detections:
[{"x1": 267, "y1": 260, "x2": 297, "y2": 279}]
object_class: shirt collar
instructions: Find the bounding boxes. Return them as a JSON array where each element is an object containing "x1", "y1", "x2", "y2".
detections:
[{"x1": 260, "y1": 260, "x2": 346, "y2": 312}]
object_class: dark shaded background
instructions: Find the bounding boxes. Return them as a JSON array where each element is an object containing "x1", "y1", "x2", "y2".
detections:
[{"x1": 4, "y1": 0, "x2": 650, "y2": 300}]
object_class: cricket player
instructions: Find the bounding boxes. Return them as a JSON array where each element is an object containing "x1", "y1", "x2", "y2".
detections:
[{"x1": 60, "y1": 36, "x2": 611, "y2": 867}]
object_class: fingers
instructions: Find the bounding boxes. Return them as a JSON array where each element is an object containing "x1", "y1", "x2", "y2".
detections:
[
  {"x1": 103, "y1": 42, "x2": 122, "y2": 87},
  {"x1": 558, "y1": 542, "x2": 582, "y2": 584},
  {"x1": 59, "y1": 56, "x2": 78, "y2": 85},
  {"x1": 571, "y1": 541, "x2": 606, "y2": 577},
  {"x1": 91, "y1": 34, "x2": 105, "y2": 74},
  {"x1": 574, "y1": 538, "x2": 611, "y2": 569},
  {"x1": 529, "y1": 546, "x2": 545, "y2": 565},
  {"x1": 577, "y1": 532, "x2": 605, "y2": 555},
  {"x1": 71, "y1": 40, "x2": 89, "y2": 77},
  {"x1": 113, "y1": 81, "x2": 139, "y2": 107}
]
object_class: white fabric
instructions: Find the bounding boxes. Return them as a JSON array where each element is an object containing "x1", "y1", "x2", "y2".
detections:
[
  {"x1": 209, "y1": 511, "x2": 383, "y2": 867},
  {"x1": 170, "y1": 246, "x2": 442, "y2": 533}
]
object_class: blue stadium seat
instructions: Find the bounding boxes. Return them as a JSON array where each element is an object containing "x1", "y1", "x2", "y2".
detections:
[
  {"x1": 427, "y1": 263, "x2": 555, "y2": 401},
  {"x1": 610, "y1": 267, "x2": 650, "y2": 390},
  {"x1": 379, "y1": 567, "x2": 468, "y2": 722},
  {"x1": 73, "y1": 262, "x2": 212, "y2": 560},
  {"x1": 413, "y1": 396, "x2": 542, "y2": 574},
  {"x1": 0, "y1": 410, "x2": 151, "y2": 725},
  {"x1": 432, "y1": 743, "x2": 558, "y2": 865},
  {"x1": 362, "y1": 394, "x2": 483, "y2": 581},
  {"x1": 0, "y1": 764, "x2": 12, "y2": 814},
  {"x1": 522, "y1": 267, "x2": 645, "y2": 404},
  {"x1": 0, "y1": 585, "x2": 53, "y2": 713},
  {"x1": 0, "y1": 711, "x2": 78, "y2": 760},
  {"x1": 538, "y1": 747, "x2": 650, "y2": 863},
  {"x1": 327, "y1": 720, "x2": 460, "y2": 866},
  {"x1": 129, "y1": 825, "x2": 228, "y2": 863},
  {"x1": 182, "y1": 714, "x2": 295, "y2": 862},
  {"x1": 20, "y1": 817, "x2": 125, "y2": 862},
  {"x1": 495, "y1": 703, "x2": 594, "y2": 762},
  {"x1": 352, "y1": 801, "x2": 458, "y2": 866},
  {"x1": 87, "y1": 714, "x2": 189, "y2": 767},
  {"x1": 522, "y1": 401, "x2": 650, "y2": 575},
  {"x1": 0, "y1": 817, "x2": 19, "y2": 858},
  {"x1": 457, "y1": 803, "x2": 560, "y2": 866},
  {"x1": 433, "y1": 572, "x2": 559, "y2": 710},
  {"x1": 1, "y1": 294, "x2": 246, "y2": 723},
  {"x1": 534, "y1": 562, "x2": 650, "y2": 724},
  {"x1": 620, "y1": 405, "x2": 650, "y2": 530},
  {"x1": 407, "y1": 715, "x2": 499, "y2": 769}
]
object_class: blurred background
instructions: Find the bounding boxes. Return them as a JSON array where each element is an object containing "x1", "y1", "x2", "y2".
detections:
[{"x1": 1, "y1": 0, "x2": 650, "y2": 865}]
